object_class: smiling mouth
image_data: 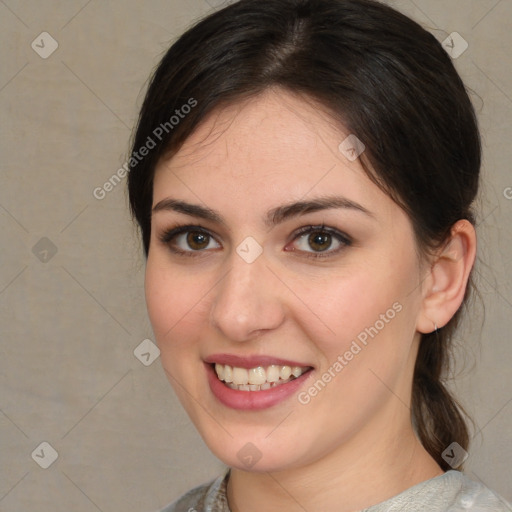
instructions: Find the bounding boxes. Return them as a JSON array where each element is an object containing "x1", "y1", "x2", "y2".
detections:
[{"x1": 213, "y1": 363, "x2": 312, "y2": 391}]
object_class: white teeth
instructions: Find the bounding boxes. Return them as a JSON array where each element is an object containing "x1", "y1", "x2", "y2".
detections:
[
  {"x1": 291, "y1": 366, "x2": 302, "y2": 378},
  {"x1": 266, "y1": 365, "x2": 280, "y2": 382},
  {"x1": 213, "y1": 363, "x2": 310, "y2": 391},
  {"x1": 215, "y1": 363, "x2": 224, "y2": 381},
  {"x1": 223, "y1": 365, "x2": 233, "y2": 383},
  {"x1": 232, "y1": 367, "x2": 249, "y2": 385},
  {"x1": 248, "y1": 367, "x2": 266, "y2": 385},
  {"x1": 280, "y1": 366, "x2": 292, "y2": 380}
]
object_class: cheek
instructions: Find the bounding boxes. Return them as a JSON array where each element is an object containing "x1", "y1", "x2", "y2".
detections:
[
  {"x1": 292, "y1": 268, "x2": 418, "y2": 435},
  {"x1": 144, "y1": 258, "x2": 207, "y2": 408},
  {"x1": 297, "y1": 252, "x2": 420, "y2": 360},
  {"x1": 144, "y1": 261, "x2": 170, "y2": 339},
  {"x1": 145, "y1": 256, "x2": 190, "y2": 347},
  {"x1": 144, "y1": 255, "x2": 212, "y2": 359}
]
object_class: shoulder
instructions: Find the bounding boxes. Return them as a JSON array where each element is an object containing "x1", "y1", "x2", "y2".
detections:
[
  {"x1": 365, "y1": 470, "x2": 511, "y2": 512},
  {"x1": 158, "y1": 469, "x2": 230, "y2": 512},
  {"x1": 446, "y1": 471, "x2": 511, "y2": 511}
]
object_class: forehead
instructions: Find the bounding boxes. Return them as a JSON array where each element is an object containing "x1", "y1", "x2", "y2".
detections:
[
  {"x1": 152, "y1": 88, "x2": 393, "y2": 221},
  {"x1": 160, "y1": 89, "x2": 342, "y2": 174}
]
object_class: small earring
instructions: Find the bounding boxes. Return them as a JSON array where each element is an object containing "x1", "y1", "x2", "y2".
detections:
[{"x1": 434, "y1": 323, "x2": 438, "y2": 333}]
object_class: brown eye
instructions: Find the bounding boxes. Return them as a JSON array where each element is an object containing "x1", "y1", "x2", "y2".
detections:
[
  {"x1": 159, "y1": 225, "x2": 221, "y2": 255},
  {"x1": 307, "y1": 231, "x2": 332, "y2": 252},
  {"x1": 288, "y1": 225, "x2": 352, "y2": 259},
  {"x1": 186, "y1": 231, "x2": 210, "y2": 250}
]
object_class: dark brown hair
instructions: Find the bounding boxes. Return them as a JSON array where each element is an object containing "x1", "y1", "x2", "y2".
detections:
[{"x1": 127, "y1": 0, "x2": 480, "y2": 471}]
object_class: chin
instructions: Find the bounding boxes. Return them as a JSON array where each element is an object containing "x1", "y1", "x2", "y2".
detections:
[{"x1": 197, "y1": 426, "x2": 312, "y2": 473}]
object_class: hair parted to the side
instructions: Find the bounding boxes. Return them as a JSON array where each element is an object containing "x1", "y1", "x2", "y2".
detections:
[{"x1": 127, "y1": 0, "x2": 481, "y2": 471}]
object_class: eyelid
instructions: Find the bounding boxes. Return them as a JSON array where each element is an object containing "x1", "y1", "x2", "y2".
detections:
[
  {"x1": 158, "y1": 224, "x2": 221, "y2": 256},
  {"x1": 158, "y1": 223, "x2": 352, "y2": 258},
  {"x1": 286, "y1": 224, "x2": 352, "y2": 258},
  {"x1": 158, "y1": 224, "x2": 217, "y2": 244},
  {"x1": 290, "y1": 224, "x2": 351, "y2": 245}
]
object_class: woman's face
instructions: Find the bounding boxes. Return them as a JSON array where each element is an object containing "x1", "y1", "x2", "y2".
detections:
[{"x1": 145, "y1": 89, "x2": 428, "y2": 472}]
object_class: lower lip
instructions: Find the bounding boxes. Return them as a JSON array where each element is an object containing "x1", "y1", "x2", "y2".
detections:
[{"x1": 205, "y1": 363, "x2": 313, "y2": 410}]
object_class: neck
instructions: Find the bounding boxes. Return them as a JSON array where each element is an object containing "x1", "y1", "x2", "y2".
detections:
[{"x1": 226, "y1": 420, "x2": 443, "y2": 512}]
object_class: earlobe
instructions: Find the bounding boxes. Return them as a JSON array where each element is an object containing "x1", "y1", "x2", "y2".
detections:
[{"x1": 416, "y1": 219, "x2": 477, "y2": 334}]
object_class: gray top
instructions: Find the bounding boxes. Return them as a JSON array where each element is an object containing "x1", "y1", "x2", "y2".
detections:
[{"x1": 159, "y1": 469, "x2": 511, "y2": 512}]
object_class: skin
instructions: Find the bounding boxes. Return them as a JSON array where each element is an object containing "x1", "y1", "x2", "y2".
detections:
[{"x1": 145, "y1": 88, "x2": 476, "y2": 512}]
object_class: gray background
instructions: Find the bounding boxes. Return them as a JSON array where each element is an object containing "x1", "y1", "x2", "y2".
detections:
[{"x1": 0, "y1": 0, "x2": 511, "y2": 510}]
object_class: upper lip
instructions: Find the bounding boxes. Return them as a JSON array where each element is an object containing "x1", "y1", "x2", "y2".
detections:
[{"x1": 204, "y1": 353, "x2": 313, "y2": 369}]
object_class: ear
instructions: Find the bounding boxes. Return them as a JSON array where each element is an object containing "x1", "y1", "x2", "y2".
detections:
[{"x1": 416, "y1": 219, "x2": 477, "y2": 333}]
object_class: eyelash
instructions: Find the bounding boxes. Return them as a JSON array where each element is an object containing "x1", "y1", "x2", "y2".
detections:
[{"x1": 158, "y1": 223, "x2": 352, "y2": 260}]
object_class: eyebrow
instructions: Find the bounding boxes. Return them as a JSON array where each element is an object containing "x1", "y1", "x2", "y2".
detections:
[{"x1": 152, "y1": 195, "x2": 375, "y2": 228}]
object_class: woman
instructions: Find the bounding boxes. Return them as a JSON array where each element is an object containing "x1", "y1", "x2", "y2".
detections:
[{"x1": 127, "y1": 0, "x2": 510, "y2": 510}]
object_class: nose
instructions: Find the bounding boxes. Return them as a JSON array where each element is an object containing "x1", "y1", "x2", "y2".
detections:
[{"x1": 209, "y1": 250, "x2": 286, "y2": 342}]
